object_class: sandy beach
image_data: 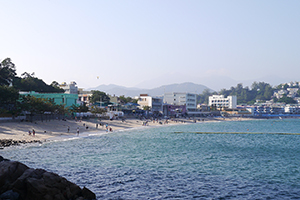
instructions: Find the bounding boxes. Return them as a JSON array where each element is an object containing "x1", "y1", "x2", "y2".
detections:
[
  {"x1": 0, "y1": 118, "x2": 182, "y2": 143},
  {"x1": 0, "y1": 117, "x2": 253, "y2": 147}
]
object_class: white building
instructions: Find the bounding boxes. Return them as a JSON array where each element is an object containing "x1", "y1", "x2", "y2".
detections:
[
  {"x1": 164, "y1": 92, "x2": 197, "y2": 113},
  {"x1": 59, "y1": 82, "x2": 78, "y2": 94},
  {"x1": 287, "y1": 88, "x2": 299, "y2": 98},
  {"x1": 284, "y1": 105, "x2": 300, "y2": 114},
  {"x1": 287, "y1": 81, "x2": 299, "y2": 87},
  {"x1": 208, "y1": 95, "x2": 237, "y2": 109},
  {"x1": 137, "y1": 94, "x2": 163, "y2": 113},
  {"x1": 273, "y1": 90, "x2": 287, "y2": 99},
  {"x1": 77, "y1": 89, "x2": 93, "y2": 105}
]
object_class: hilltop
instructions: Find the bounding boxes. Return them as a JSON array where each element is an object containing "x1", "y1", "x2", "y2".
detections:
[{"x1": 88, "y1": 82, "x2": 214, "y2": 97}]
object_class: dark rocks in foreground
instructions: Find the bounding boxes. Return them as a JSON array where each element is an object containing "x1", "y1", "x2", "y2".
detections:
[
  {"x1": 0, "y1": 156, "x2": 96, "y2": 200},
  {"x1": 0, "y1": 139, "x2": 42, "y2": 148}
]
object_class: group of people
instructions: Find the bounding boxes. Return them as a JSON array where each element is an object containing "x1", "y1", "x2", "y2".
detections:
[
  {"x1": 142, "y1": 121, "x2": 149, "y2": 126},
  {"x1": 28, "y1": 129, "x2": 35, "y2": 136},
  {"x1": 70, "y1": 122, "x2": 113, "y2": 136},
  {"x1": 105, "y1": 123, "x2": 113, "y2": 132}
]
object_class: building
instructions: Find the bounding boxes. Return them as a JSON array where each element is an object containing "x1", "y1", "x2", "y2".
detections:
[
  {"x1": 20, "y1": 91, "x2": 78, "y2": 108},
  {"x1": 109, "y1": 95, "x2": 120, "y2": 106},
  {"x1": 78, "y1": 89, "x2": 93, "y2": 106},
  {"x1": 287, "y1": 88, "x2": 299, "y2": 98},
  {"x1": 197, "y1": 104, "x2": 210, "y2": 112},
  {"x1": 208, "y1": 95, "x2": 237, "y2": 109},
  {"x1": 59, "y1": 82, "x2": 78, "y2": 94},
  {"x1": 137, "y1": 94, "x2": 163, "y2": 113},
  {"x1": 163, "y1": 105, "x2": 186, "y2": 117},
  {"x1": 164, "y1": 92, "x2": 197, "y2": 113},
  {"x1": 285, "y1": 105, "x2": 300, "y2": 114}
]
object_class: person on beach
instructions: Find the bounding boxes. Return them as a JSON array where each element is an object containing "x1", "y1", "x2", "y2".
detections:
[
  {"x1": 109, "y1": 127, "x2": 113, "y2": 132},
  {"x1": 67, "y1": 126, "x2": 70, "y2": 133},
  {"x1": 32, "y1": 129, "x2": 35, "y2": 136},
  {"x1": 96, "y1": 123, "x2": 98, "y2": 129},
  {"x1": 77, "y1": 127, "x2": 79, "y2": 136},
  {"x1": 28, "y1": 130, "x2": 31, "y2": 135}
]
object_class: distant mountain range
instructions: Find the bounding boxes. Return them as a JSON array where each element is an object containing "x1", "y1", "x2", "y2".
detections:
[
  {"x1": 133, "y1": 73, "x2": 293, "y2": 92},
  {"x1": 87, "y1": 82, "x2": 213, "y2": 97}
]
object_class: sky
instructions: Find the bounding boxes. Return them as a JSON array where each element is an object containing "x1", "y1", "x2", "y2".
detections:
[{"x1": 1, "y1": 0, "x2": 300, "y2": 91}]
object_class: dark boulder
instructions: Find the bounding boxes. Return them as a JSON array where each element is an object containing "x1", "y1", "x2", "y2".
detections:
[{"x1": 0, "y1": 156, "x2": 96, "y2": 200}]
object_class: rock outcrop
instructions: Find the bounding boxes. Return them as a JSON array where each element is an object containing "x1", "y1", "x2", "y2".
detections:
[
  {"x1": 0, "y1": 139, "x2": 42, "y2": 149},
  {"x1": 0, "y1": 156, "x2": 96, "y2": 200}
]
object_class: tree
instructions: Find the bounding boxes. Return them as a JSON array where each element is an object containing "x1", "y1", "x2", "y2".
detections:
[
  {"x1": 90, "y1": 106, "x2": 106, "y2": 114},
  {"x1": 217, "y1": 82, "x2": 274, "y2": 105},
  {"x1": 21, "y1": 72, "x2": 35, "y2": 79},
  {"x1": 0, "y1": 58, "x2": 17, "y2": 86},
  {"x1": 296, "y1": 89, "x2": 300, "y2": 97},
  {"x1": 20, "y1": 96, "x2": 56, "y2": 114},
  {"x1": 50, "y1": 81, "x2": 60, "y2": 88},
  {"x1": 143, "y1": 106, "x2": 151, "y2": 111},
  {"x1": 13, "y1": 75, "x2": 64, "y2": 93},
  {"x1": 197, "y1": 89, "x2": 215, "y2": 104},
  {"x1": 0, "y1": 86, "x2": 19, "y2": 105},
  {"x1": 0, "y1": 86, "x2": 20, "y2": 115},
  {"x1": 90, "y1": 90, "x2": 110, "y2": 104},
  {"x1": 278, "y1": 95, "x2": 297, "y2": 104},
  {"x1": 70, "y1": 104, "x2": 89, "y2": 113},
  {"x1": 119, "y1": 95, "x2": 136, "y2": 104}
]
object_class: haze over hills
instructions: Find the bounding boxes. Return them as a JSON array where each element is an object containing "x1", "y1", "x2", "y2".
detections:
[
  {"x1": 88, "y1": 82, "x2": 213, "y2": 97},
  {"x1": 135, "y1": 73, "x2": 294, "y2": 92},
  {"x1": 87, "y1": 75, "x2": 295, "y2": 97}
]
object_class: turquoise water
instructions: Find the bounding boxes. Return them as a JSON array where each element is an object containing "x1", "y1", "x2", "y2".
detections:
[{"x1": 2, "y1": 119, "x2": 300, "y2": 199}]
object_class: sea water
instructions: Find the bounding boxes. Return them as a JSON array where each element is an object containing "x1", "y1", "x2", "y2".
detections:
[{"x1": 2, "y1": 119, "x2": 300, "y2": 199}]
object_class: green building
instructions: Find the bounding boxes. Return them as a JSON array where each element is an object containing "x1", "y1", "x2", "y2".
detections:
[{"x1": 20, "y1": 91, "x2": 78, "y2": 107}]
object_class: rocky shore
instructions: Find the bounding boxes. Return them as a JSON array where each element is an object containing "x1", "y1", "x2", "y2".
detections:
[
  {"x1": 0, "y1": 139, "x2": 42, "y2": 149},
  {"x1": 0, "y1": 156, "x2": 96, "y2": 200}
]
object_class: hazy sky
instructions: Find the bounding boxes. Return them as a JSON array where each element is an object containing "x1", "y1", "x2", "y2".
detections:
[{"x1": 1, "y1": 0, "x2": 300, "y2": 91}]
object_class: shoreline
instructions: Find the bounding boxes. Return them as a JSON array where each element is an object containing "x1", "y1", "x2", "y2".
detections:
[{"x1": 0, "y1": 117, "x2": 266, "y2": 148}]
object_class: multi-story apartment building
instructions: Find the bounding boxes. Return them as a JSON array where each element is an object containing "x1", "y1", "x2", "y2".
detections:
[
  {"x1": 59, "y1": 82, "x2": 78, "y2": 94},
  {"x1": 208, "y1": 95, "x2": 237, "y2": 109},
  {"x1": 164, "y1": 92, "x2": 197, "y2": 113},
  {"x1": 77, "y1": 89, "x2": 93, "y2": 106},
  {"x1": 137, "y1": 94, "x2": 163, "y2": 113}
]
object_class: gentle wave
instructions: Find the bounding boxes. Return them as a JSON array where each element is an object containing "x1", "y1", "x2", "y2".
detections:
[{"x1": 2, "y1": 118, "x2": 300, "y2": 199}]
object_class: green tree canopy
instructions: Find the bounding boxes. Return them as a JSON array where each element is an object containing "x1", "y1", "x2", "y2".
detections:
[
  {"x1": 19, "y1": 95, "x2": 65, "y2": 114},
  {"x1": 119, "y1": 95, "x2": 137, "y2": 104},
  {"x1": 70, "y1": 104, "x2": 89, "y2": 113},
  {"x1": 90, "y1": 90, "x2": 110, "y2": 104},
  {"x1": 277, "y1": 95, "x2": 297, "y2": 104},
  {"x1": 143, "y1": 105, "x2": 151, "y2": 111},
  {"x1": 13, "y1": 74, "x2": 64, "y2": 93},
  {"x1": 90, "y1": 105, "x2": 106, "y2": 114},
  {"x1": 0, "y1": 58, "x2": 17, "y2": 86},
  {"x1": 218, "y1": 82, "x2": 274, "y2": 104},
  {"x1": 0, "y1": 86, "x2": 20, "y2": 115},
  {"x1": 197, "y1": 89, "x2": 216, "y2": 104}
]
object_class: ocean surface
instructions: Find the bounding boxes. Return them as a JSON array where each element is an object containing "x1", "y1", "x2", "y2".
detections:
[{"x1": 2, "y1": 118, "x2": 300, "y2": 199}]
